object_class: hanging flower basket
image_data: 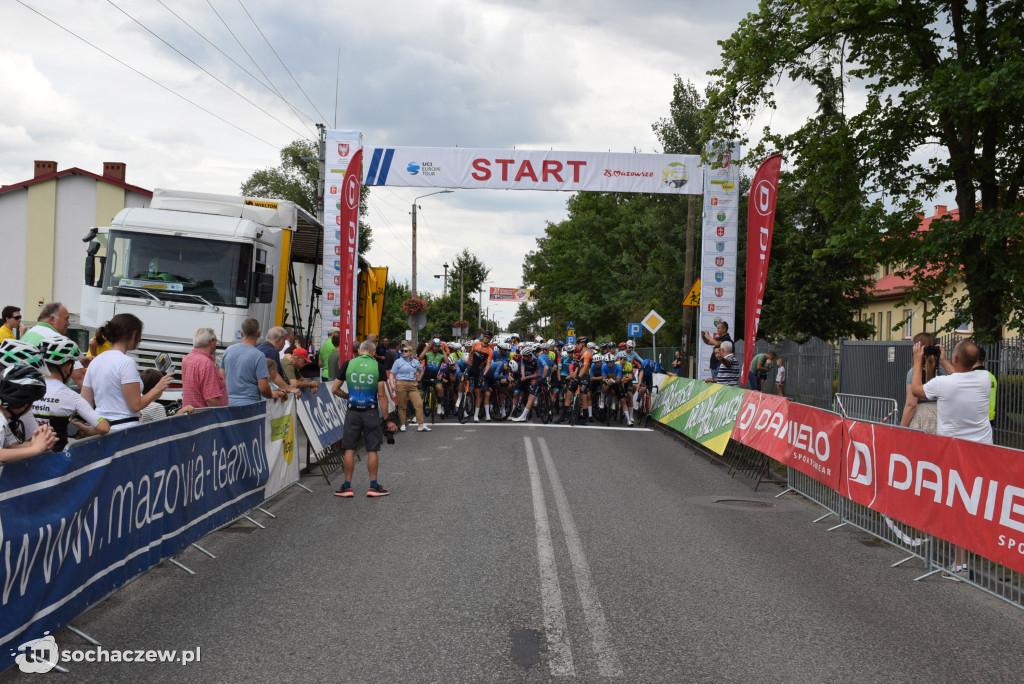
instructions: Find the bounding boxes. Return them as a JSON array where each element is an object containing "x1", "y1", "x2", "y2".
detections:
[
  {"x1": 454, "y1": 319, "x2": 469, "y2": 329},
  {"x1": 402, "y1": 297, "x2": 428, "y2": 315}
]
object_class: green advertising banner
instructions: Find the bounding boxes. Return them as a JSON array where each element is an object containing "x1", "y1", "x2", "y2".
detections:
[{"x1": 650, "y1": 377, "x2": 748, "y2": 454}]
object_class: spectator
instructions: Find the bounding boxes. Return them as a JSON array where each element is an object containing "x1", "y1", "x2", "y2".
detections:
[
  {"x1": 88, "y1": 324, "x2": 112, "y2": 358},
  {"x1": 700, "y1": 321, "x2": 732, "y2": 380},
  {"x1": 320, "y1": 330, "x2": 339, "y2": 382},
  {"x1": 671, "y1": 350, "x2": 682, "y2": 375},
  {"x1": 775, "y1": 357, "x2": 786, "y2": 396},
  {"x1": 1, "y1": 365, "x2": 57, "y2": 462},
  {"x1": 900, "y1": 332, "x2": 947, "y2": 433},
  {"x1": 748, "y1": 351, "x2": 775, "y2": 391},
  {"x1": 81, "y1": 314, "x2": 171, "y2": 431},
  {"x1": 330, "y1": 339, "x2": 398, "y2": 498},
  {"x1": 391, "y1": 343, "x2": 430, "y2": 431},
  {"x1": 279, "y1": 327, "x2": 296, "y2": 357},
  {"x1": 709, "y1": 341, "x2": 740, "y2": 387},
  {"x1": 971, "y1": 344, "x2": 997, "y2": 427},
  {"x1": 221, "y1": 318, "x2": 286, "y2": 406},
  {"x1": 33, "y1": 336, "x2": 109, "y2": 450},
  {"x1": 281, "y1": 347, "x2": 319, "y2": 392},
  {"x1": 911, "y1": 338, "x2": 992, "y2": 578},
  {"x1": 1, "y1": 306, "x2": 24, "y2": 342},
  {"x1": 385, "y1": 339, "x2": 401, "y2": 376},
  {"x1": 257, "y1": 327, "x2": 299, "y2": 397},
  {"x1": 182, "y1": 328, "x2": 228, "y2": 408},
  {"x1": 21, "y1": 302, "x2": 71, "y2": 346},
  {"x1": 138, "y1": 369, "x2": 194, "y2": 422},
  {"x1": 376, "y1": 337, "x2": 389, "y2": 362}
]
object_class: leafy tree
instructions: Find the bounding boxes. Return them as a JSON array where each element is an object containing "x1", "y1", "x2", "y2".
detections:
[
  {"x1": 706, "y1": 0, "x2": 1024, "y2": 342},
  {"x1": 241, "y1": 138, "x2": 373, "y2": 256}
]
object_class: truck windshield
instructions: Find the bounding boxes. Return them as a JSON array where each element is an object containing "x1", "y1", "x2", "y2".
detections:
[{"x1": 102, "y1": 230, "x2": 253, "y2": 307}]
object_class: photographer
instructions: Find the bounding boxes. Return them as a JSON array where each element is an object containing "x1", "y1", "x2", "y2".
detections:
[
  {"x1": 901, "y1": 332, "x2": 949, "y2": 433},
  {"x1": 700, "y1": 321, "x2": 732, "y2": 380},
  {"x1": 910, "y1": 338, "x2": 992, "y2": 444}
]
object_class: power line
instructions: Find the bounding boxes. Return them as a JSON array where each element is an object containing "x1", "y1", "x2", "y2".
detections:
[
  {"x1": 103, "y1": 0, "x2": 310, "y2": 140},
  {"x1": 155, "y1": 0, "x2": 318, "y2": 135},
  {"x1": 237, "y1": 0, "x2": 329, "y2": 124},
  {"x1": 15, "y1": 0, "x2": 278, "y2": 149}
]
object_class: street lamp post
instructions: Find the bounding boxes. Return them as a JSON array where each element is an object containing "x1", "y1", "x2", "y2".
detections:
[{"x1": 411, "y1": 190, "x2": 453, "y2": 349}]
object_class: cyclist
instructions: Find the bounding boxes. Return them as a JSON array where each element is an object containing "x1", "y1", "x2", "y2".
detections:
[
  {"x1": 1, "y1": 365, "x2": 58, "y2": 463},
  {"x1": 511, "y1": 345, "x2": 536, "y2": 417},
  {"x1": 557, "y1": 336, "x2": 595, "y2": 423},
  {"x1": 468, "y1": 331, "x2": 494, "y2": 422},
  {"x1": 616, "y1": 351, "x2": 636, "y2": 425},
  {"x1": 419, "y1": 338, "x2": 447, "y2": 390},
  {"x1": 32, "y1": 336, "x2": 110, "y2": 450},
  {"x1": 435, "y1": 353, "x2": 461, "y2": 417},
  {"x1": 481, "y1": 356, "x2": 510, "y2": 421},
  {"x1": 635, "y1": 355, "x2": 657, "y2": 419}
]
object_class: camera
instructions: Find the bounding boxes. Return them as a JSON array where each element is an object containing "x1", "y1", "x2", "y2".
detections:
[
  {"x1": 923, "y1": 345, "x2": 941, "y2": 358},
  {"x1": 385, "y1": 431, "x2": 395, "y2": 446}
]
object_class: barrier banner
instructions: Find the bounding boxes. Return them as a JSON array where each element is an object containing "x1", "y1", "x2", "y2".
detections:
[
  {"x1": 264, "y1": 396, "x2": 299, "y2": 498},
  {"x1": 839, "y1": 420, "x2": 1024, "y2": 575},
  {"x1": 293, "y1": 383, "x2": 347, "y2": 453},
  {"x1": 650, "y1": 377, "x2": 746, "y2": 454},
  {"x1": 363, "y1": 146, "x2": 705, "y2": 194},
  {"x1": 0, "y1": 405, "x2": 268, "y2": 668},
  {"x1": 732, "y1": 393, "x2": 842, "y2": 490}
]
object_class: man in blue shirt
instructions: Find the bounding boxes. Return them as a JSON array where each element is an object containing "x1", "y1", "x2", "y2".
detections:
[{"x1": 222, "y1": 319, "x2": 286, "y2": 406}]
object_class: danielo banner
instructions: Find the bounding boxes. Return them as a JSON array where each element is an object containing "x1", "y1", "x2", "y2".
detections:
[
  {"x1": 743, "y1": 154, "x2": 782, "y2": 377},
  {"x1": 324, "y1": 129, "x2": 362, "y2": 365},
  {"x1": 363, "y1": 147, "x2": 704, "y2": 194}
]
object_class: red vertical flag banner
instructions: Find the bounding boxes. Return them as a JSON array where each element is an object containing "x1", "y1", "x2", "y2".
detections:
[
  {"x1": 338, "y1": 149, "x2": 362, "y2": 366},
  {"x1": 743, "y1": 154, "x2": 782, "y2": 377}
]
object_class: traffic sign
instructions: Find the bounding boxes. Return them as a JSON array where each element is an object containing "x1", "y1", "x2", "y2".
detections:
[
  {"x1": 566, "y1": 335, "x2": 576, "y2": 345},
  {"x1": 627, "y1": 323, "x2": 641, "y2": 338},
  {"x1": 683, "y1": 278, "x2": 701, "y2": 307},
  {"x1": 642, "y1": 309, "x2": 665, "y2": 334},
  {"x1": 567, "y1": 329, "x2": 576, "y2": 337},
  {"x1": 566, "y1": 321, "x2": 575, "y2": 329}
]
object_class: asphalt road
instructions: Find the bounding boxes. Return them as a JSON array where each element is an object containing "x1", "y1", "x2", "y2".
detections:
[{"x1": 5, "y1": 420, "x2": 1024, "y2": 683}]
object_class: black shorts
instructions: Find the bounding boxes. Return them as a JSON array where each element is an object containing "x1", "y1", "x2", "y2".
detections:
[
  {"x1": 422, "y1": 368, "x2": 438, "y2": 386},
  {"x1": 468, "y1": 364, "x2": 485, "y2": 389},
  {"x1": 589, "y1": 378, "x2": 603, "y2": 393},
  {"x1": 529, "y1": 379, "x2": 547, "y2": 397},
  {"x1": 341, "y1": 407, "x2": 383, "y2": 452}
]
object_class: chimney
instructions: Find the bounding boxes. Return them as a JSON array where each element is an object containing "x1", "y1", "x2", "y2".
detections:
[
  {"x1": 103, "y1": 162, "x2": 126, "y2": 182},
  {"x1": 34, "y1": 160, "x2": 57, "y2": 178},
  {"x1": 934, "y1": 205, "x2": 947, "y2": 217}
]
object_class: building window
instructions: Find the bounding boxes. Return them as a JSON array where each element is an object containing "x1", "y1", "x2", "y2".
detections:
[
  {"x1": 955, "y1": 309, "x2": 973, "y2": 334},
  {"x1": 903, "y1": 310, "x2": 913, "y2": 339},
  {"x1": 886, "y1": 311, "x2": 892, "y2": 341}
]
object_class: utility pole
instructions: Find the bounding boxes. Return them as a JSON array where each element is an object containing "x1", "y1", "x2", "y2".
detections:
[
  {"x1": 681, "y1": 147, "x2": 698, "y2": 378},
  {"x1": 442, "y1": 262, "x2": 449, "y2": 296},
  {"x1": 459, "y1": 269, "x2": 465, "y2": 339},
  {"x1": 410, "y1": 190, "x2": 453, "y2": 350}
]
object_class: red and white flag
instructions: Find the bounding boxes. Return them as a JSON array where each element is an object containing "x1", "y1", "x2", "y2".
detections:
[{"x1": 743, "y1": 154, "x2": 782, "y2": 377}]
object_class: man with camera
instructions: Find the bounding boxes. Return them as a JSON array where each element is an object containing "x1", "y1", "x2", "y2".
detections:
[{"x1": 910, "y1": 339, "x2": 992, "y2": 444}]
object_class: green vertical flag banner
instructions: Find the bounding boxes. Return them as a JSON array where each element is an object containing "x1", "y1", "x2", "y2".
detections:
[{"x1": 650, "y1": 376, "x2": 748, "y2": 454}]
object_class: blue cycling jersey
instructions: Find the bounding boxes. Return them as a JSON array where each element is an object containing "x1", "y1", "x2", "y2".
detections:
[
  {"x1": 559, "y1": 355, "x2": 571, "y2": 377},
  {"x1": 536, "y1": 353, "x2": 554, "y2": 378},
  {"x1": 484, "y1": 361, "x2": 507, "y2": 380}
]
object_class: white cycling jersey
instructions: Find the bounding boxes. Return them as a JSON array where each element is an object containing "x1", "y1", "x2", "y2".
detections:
[{"x1": 32, "y1": 378, "x2": 106, "y2": 449}]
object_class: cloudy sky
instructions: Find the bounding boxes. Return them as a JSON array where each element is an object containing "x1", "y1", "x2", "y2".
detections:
[{"x1": 3, "y1": 0, "x2": 812, "y2": 326}]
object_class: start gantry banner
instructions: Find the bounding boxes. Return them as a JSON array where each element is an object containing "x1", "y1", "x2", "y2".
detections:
[{"x1": 362, "y1": 146, "x2": 704, "y2": 194}]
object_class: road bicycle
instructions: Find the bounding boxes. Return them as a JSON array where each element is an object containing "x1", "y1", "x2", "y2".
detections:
[{"x1": 533, "y1": 378, "x2": 552, "y2": 424}]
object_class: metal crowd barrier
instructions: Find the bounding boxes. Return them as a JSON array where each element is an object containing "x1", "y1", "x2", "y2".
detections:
[
  {"x1": 778, "y1": 396, "x2": 1024, "y2": 609},
  {"x1": 832, "y1": 393, "x2": 899, "y2": 425}
]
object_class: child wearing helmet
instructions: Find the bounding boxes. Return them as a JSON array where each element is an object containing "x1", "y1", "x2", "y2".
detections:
[
  {"x1": 1, "y1": 365, "x2": 58, "y2": 462},
  {"x1": 33, "y1": 336, "x2": 110, "y2": 450}
]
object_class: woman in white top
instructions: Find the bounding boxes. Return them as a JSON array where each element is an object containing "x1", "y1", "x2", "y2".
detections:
[{"x1": 81, "y1": 314, "x2": 171, "y2": 431}]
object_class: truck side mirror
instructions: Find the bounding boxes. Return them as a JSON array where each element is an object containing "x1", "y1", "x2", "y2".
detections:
[
  {"x1": 85, "y1": 241, "x2": 101, "y2": 286},
  {"x1": 253, "y1": 272, "x2": 274, "y2": 304}
]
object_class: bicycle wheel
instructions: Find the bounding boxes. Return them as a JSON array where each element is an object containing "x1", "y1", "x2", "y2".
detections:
[
  {"x1": 428, "y1": 388, "x2": 437, "y2": 424},
  {"x1": 493, "y1": 391, "x2": 512, "y2": 422},
  {"x1": 459, "y1": 391, "x2": 474, "y2": 424},
  {"x1": 569, "y1": 391, "x2": 581, "y2": 426},
  {"x1": 536, "y1": 389, "x2": 551, "y2": 424}
]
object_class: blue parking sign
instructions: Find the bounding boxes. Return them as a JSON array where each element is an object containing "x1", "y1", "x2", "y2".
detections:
[
  {"x1": 566, "y1": 335, "x2": 576, "y2": 345},
  {"x1": 628, "y1": 323, "x2": 641, "y2": 338}
]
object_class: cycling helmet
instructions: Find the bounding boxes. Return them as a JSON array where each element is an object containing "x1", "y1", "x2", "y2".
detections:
[
  {"x1": 482, "y1": 330, "x2": 494, "y2": 339},
  {"x1": 39, "y1": 336, "x2": 81, "y2": 366},
  {"x1": 450, "y1": 342, "x2": 463, "y2": 351},
  {"x1": 561, "y1": 350, "x2": 569, "y2": 358},
  {"x1": 0, "y1": 339, "x2": 44, "y2": 371},
  {"x1": 0, "y1": 365, "x2": 47, "y2": 409},
  {"x1": 508, "y1": 360, "x2": 519, "y2": 374},
  {"x1": 618, "y1": 342, "x2": 628, "y2": 349},
  {"x1": 432, "y1": 337, "x2": 441, "y2": 346},
  {"x1": 510, "y1": 333, "x2": 520, "y2": 341},
  {"x1": 626, "y1": 340, "x2": 635, "y2": 348},
  {"x1": 497, "y1": 342, "x2": 511, "y2": 351},
  {"x1": 616, "y1": 352, "x2": 627, "y2": 361},
  {"x1": 546, "y1": 339, "x2": 555, "y2": 347},
  {"x1": 587, "y1": 342, "x2": 597, "y2": 350},
  {"x1": 556, "y1": 340, "x2": 564, "y2": 347},
  {"x1": 447, "y1": 354, "x2": 459, "y2": 365},
  {"x1": 577, "y1": 336, "x2": 588, "y2": 345}
]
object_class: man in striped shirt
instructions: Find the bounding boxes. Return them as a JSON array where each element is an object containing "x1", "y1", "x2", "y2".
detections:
[{"x1": 713, "y1": 341, "x2": 741, "y2": 387}]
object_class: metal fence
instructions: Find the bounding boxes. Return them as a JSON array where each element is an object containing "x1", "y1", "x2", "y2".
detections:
[
  {"x1": 735, "y1": 337, "x2": 836, "y2": 409},
  {"x1": 839, "y1": 336, "x2": 1024, "y2": 449}
]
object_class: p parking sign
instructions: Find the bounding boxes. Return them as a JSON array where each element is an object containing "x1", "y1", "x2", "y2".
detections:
[
  {"x1": 628, "y1": 323, "x2": 641, "y2": 338},
  {"x1": 566, "y1": 335, "x2": 576, "y2": 346}
]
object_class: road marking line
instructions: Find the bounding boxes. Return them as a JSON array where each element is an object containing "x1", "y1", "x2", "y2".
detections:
[
  {"x1": 423, "y1": 423, "x2": 651, "y2": 432},
  {"x1": 539, "y1": 437, "x2": 624, "y2": 677},
  {"x1": 525, "y1": 437, "x2": 576, "y2": 677}
]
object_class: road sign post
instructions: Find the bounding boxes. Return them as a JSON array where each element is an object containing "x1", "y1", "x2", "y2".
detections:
[{"x1": 642, "y1": 310, "x2": 666, "y2": 367}]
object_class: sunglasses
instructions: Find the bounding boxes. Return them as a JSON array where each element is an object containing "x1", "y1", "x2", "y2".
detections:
[{"x1": 10, "y1": 316, "x2": 20, "y2": 321}]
